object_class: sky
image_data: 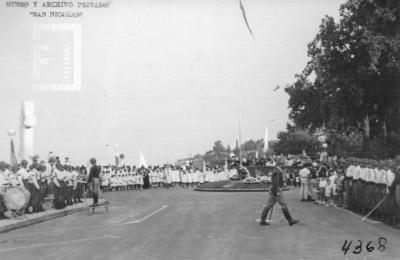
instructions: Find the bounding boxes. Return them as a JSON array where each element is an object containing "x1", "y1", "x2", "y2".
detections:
[{"x1": 0, "y1": 0, "x2": 343, "y2": 165}]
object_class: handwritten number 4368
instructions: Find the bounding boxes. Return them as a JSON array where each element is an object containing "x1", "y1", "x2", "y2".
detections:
[{"x1": 342, "y1": 237, "x2": 387, "y2": 255}]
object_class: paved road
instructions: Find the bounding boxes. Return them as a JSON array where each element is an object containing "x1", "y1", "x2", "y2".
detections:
[{"x1": 0, "y1": 188, "x2": 399, "y2": 260}]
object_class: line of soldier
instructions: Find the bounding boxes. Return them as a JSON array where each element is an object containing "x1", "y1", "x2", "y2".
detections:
[
  {"x1": 0, "y1": 158, "x2": 87, "y2": 215},
  {"x1": 47, "y1": 159, "x2": 86, "y2": 209},
  {"x1": 341, "y1": 157, "x2": 400, "y2": 227},
  {"x1": 1, "y1": 160, "x2": 48, "y2": 214}
]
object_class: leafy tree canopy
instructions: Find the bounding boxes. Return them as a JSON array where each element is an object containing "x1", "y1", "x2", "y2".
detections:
[{"x1": 283, "y1": 0, "x2": 400, "y2": 158}]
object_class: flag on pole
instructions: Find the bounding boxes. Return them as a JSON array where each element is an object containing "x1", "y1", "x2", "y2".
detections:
[
  {"x1": 139, "y1": 152, "x2": 148, "y2": 168},
  {"x1": 239, "y1": 0, "x2": 255, "y2": 39},
  {"x1": 263, "y1": 127, "x2": 269, "y2": 153}
]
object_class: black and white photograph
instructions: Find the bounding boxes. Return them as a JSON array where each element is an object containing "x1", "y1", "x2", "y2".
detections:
[{"x1": 0, "y1": 0, "x2": 400, "y2": 259}]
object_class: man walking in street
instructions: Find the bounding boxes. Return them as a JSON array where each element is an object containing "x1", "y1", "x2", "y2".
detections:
[{"x1": 260, "y1": 158, "x2": 300, "y2": 226}]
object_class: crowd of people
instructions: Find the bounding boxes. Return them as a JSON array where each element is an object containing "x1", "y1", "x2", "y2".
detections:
[
  {"x1": 292, "y1": 157, "x2": 400, "y2": 226},
  {"x1": 99, "y1": 165, "x2": 238, "y2": 191},
  {"x1": 1, "y1": 152, "x2": 400, "y2": 227},
  {"x1": 0, "y1": 155, "x2": 88, "y2": 219},
  {"x1": 242, "y1": 154, "x2": 400, "y2": 226},
  {"x1": 242, "y1": 154, "x2": 321, "y2": 167},
  {"x1": 0, "y1": 154, "x2": 238, "y2": 219}
]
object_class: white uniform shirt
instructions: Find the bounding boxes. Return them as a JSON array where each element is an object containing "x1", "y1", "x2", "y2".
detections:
[
  {"x1": 376, "y1": 170, "x2": 385, "y2": 184},
  {"x1": 299, "y1": 168, "x2": 310, "y2": 179},
  {"x1": 319, "y1": 179, "x2": 327, "y2": 188},
  {"x1": 365, "y1": 168, "x2": 371, "y2": 182},
  {"x1": 385, "y1": 170, "x2": 395, "y2": 187},
  {"x1": 325, "y1": 182, "x2": 335, "y2": 196},
  {"x1": 66, "y1": 171, "x2": 74, "y2": 184},
  {"x1": 63, "y1": 171, "x2": 69, "y2": 182},
  {"x1": 370, "y1": 168, "x2": 378, "y2": 183},
  {"x1": 18, "y1": 167, "x2": 30, "y2": 180},
  {"x1": 367, "y1": 167, "x2": 372, "y2": 181},
  {"x1": 329, "y1": 173, "x2": 337, "y2": 184},
  {"x1": 353, "y1": 166, "x2": 362, "y2": 180},
  {"x1": 71, "y1": 170, "x2": 78, "y2": 182},
  {"x1": 30, "y1": 168, "x2": 39, "y2": 182},
  {"x1": 56, "y1": 169, "x2": 65, "y2": 181},
  {"x1": 44, "y1": 164, "x2": 54, "y2": 183},
  {"x1": 110, "y1": 176, "x2": 117, "y2": 186},
  {"x1": 359, "y1": 167, "x2": 366, "y2": 181},
  {"x1": 286, "y1": 159, "x2": 294, "y2": 167},
  {"x1": 346, "y1": 165, "x2": 354, "y2": 179},
  {"x1": 129, "y1": 175, "x2": 135, "y2": 184},
  {"x1": 366, "y1": 167, "x2": 372, "y2": 182}
]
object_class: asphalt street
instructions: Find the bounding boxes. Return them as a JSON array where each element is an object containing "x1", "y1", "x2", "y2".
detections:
[{"x1": 0, "y1": 188, "x2": 399, "y2": 260}]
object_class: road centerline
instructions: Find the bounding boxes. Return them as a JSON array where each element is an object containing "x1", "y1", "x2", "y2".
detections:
[
  {"x1": 127, "y1": 205, "x2": 168, "y2": 224},
  {"x1": 0, "y1": 205, "x2": 169, "y2": 239}
]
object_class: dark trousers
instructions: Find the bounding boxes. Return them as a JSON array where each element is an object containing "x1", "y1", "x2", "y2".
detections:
[
  {"x1": 358, "y1": 182, "x2": 366, "y2": 213},
  {"x1": 89, "y1": 178, "x2": 100, "y2": 205},
  {"x1": 54, "y1": 181, "x2": 66, "y2": 209},
  {"x1": 0, "y1": 195, "x2": 6, "y2": 216},
  {"x1": 351, "y1": 181, "x2": 358, "y2": 211},
  {"x1": 39, "y1": 181, "x2": 48, "y2": 202},
  {"x1": 23, "y1": 180, "x2": 39, "y2": 212},
  {"x1": 53, "y1": 184, "x2": 61, "y2": 201},
  {"x1": 30, "y1": 184, "x2": 41, "y2": 212},
  {"x1": 261, "y1": 191, "x2": 287, "y2": 222},
  {"x1": 336, "y1": 189, "x2": 344, "y2": 207},
  {"x1": 65, "y1": 185, "x2": 73, "y2": 205},
  {"x1": 343, "y1": 179, "x2": 351, "y2": 208},
  {"x1": 36, "y1": 181, "x2": 47, "y2": 211},
  {"x1": 73, "y1": 182, "x2": 84, "y2": 202},
  {"x1": 376, "y1": 185, "x2": 386, "y2": 219}
]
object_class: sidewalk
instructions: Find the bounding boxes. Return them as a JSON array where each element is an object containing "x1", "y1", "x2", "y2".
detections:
[
  {"x1": 194, "y1": 187, "x2": 289, "y2": 192},
  {"x1": 0, "y1": 199, "x2": 108, "y2": 233},
  {"x1": 194, "y1": 187, "x2": 269, "y2": 192}
]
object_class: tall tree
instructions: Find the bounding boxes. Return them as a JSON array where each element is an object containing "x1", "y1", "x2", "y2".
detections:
[{"x1": 284, "y1": 0, "x2": 400, "y2": 156}]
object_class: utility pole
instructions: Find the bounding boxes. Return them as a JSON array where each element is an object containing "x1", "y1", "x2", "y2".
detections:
[{"x1": 235, "y1": 2, "x2": 242, "y2": 167}]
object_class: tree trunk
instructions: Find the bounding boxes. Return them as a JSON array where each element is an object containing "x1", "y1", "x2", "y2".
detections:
[
  {"x1": 360, "y1": 115, "x2": 371, "y2": 158},
  {"x1": 382, "y1": 120, "x2": 387, "y2": 145},
  {"x1": 363, "y1": 115, "x2": 370, "y2": 139}
]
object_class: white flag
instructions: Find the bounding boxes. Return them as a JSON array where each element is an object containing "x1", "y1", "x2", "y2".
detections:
[
  {"x1": 263, "y1": 127, "x2": 269, "y2": 153},
  {"x1": 139, "y1": 152, "x2": 148, "y2": 167}
]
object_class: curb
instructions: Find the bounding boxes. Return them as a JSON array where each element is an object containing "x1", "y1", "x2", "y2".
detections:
[
  {"x1": 195, "y1": 188, "x2": 270, "y2": 192},
  {"x1": 194, "y1": 187, "x2": 290, "y2": 192},
  {"x1": 0, "y1": 200, "x2": 109, "y2": 234}
]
